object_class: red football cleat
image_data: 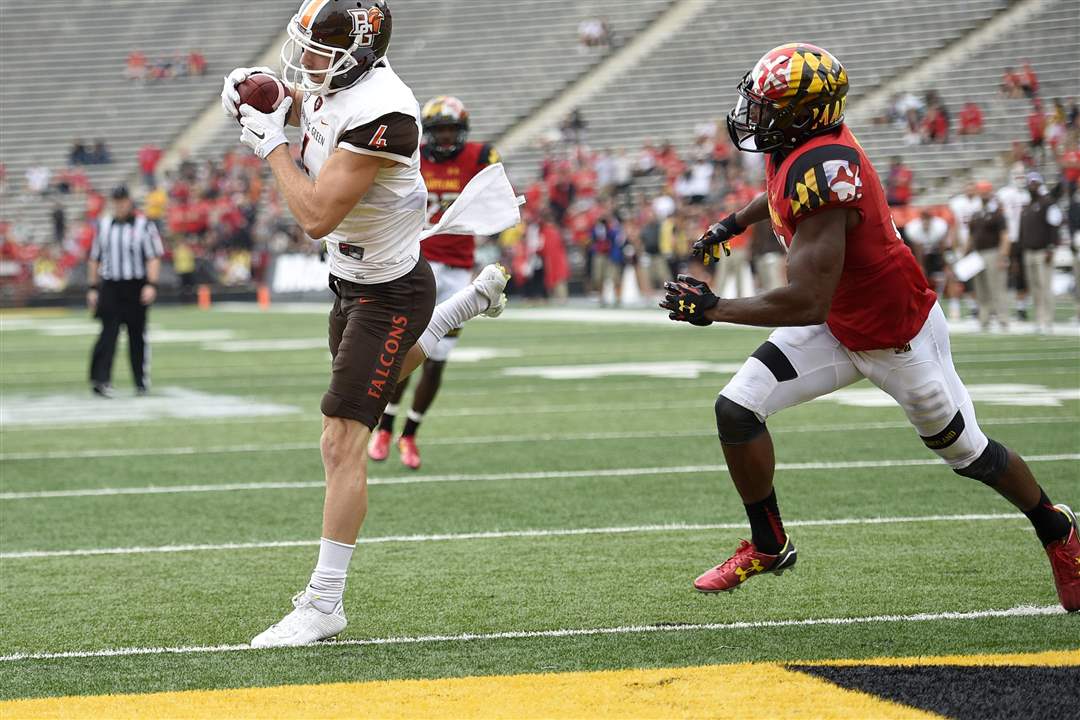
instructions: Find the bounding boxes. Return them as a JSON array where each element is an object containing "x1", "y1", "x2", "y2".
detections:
[
  {"x1": 398, "y1": 435, "x2": 421, "y2": 471},
  {"x1": 1047, "y1": 504, "x2": 1080, "y2": 612},
  {"x1": 694, "y1": 537, "x2": 797, "y2": 593},
  {"x1": 367, "y1": 429, "x2": 392, "y2": 462}
]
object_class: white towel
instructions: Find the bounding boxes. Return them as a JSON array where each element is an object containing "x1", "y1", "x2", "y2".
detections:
[{"x1": 419, "y1": 163, "x2": 525, "y2": 241}]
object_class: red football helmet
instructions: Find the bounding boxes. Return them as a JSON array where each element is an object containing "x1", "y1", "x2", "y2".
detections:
[
  {"x1": 727, "y1": 43, "x2": 849, "y2": 153},
  {"x1": 422, "y1": 96, "x2": 471, "y2": 161}
]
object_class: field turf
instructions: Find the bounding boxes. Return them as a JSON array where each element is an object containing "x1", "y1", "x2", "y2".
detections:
[{"x1": 1, "y1": 303, "x2": 1077, "y2": 717}]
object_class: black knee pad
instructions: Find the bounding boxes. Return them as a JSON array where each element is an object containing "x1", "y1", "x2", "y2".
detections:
[
  {"x1": 715, "y1": 395, "x2": 766, "y2": 444},
  {"x1": 953, "y1": 438, "x2": 1009, "y2": 486}
]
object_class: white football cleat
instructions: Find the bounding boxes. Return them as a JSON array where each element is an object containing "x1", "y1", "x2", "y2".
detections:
[
  {"x1": 250, "y1": 592, "x2": 347, "y2": 648},
  {"x1": 472, "y1": 263, "x2": 510, "y2": 318}
]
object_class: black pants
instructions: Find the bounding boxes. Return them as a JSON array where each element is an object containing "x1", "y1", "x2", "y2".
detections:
[{"x1": 90, "y1": 280, "x2": 150, "y2": 389}]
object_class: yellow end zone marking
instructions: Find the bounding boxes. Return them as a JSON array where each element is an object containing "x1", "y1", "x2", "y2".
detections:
[
  {"x1": 3, "y1": 650, "x2": 1076, "y2": 719},
  {"x1": 0, "y1": 663, "x2": 944, "y2": 720}
]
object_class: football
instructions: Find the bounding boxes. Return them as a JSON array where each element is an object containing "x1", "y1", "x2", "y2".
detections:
[{"x1": 235, "y1": 73, "x2": 287, "y2": 120}]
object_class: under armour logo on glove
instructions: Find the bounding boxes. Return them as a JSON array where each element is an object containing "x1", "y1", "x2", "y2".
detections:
[{"x1": 659, "y1": 274, "x2": 719, "y2": 327}]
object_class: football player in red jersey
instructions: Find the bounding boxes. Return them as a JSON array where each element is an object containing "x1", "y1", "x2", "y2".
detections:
[
  {"x1": 661, "y1": 44, "x2": 1078, "y2": 611},
  {"x1": 369, "y1": 96, "x2": 502, "y2": 470}
]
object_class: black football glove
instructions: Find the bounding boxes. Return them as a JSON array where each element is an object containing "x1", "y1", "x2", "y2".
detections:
[
  {"x1": 693, "y1": 213, "x2": 745, "y2": 265},
  {"x1": 660, "y1": 274, "x2": 719, "y2": 326}
]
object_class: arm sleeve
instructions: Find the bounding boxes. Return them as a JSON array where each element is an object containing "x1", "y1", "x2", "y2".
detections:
[
  {"x1": 337, "y1": 112, "x2": 419, "y2": 165},
  {"x1": 781, "y1": 144, "x2": 863, "y2": 227},
  {"x1": 143, "y1": 220, "x2": 164, "y2": 258},
  {"x1": 89, "y1": 220, "x2": 104, "y2": 261},
  {"x1": 478, "y1": 143, "x2": 501, "y2": 168}
]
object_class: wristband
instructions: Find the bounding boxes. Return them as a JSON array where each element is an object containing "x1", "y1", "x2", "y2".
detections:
[{"x1": 724, "y1": 212, "x2": 745, "y2": 235}]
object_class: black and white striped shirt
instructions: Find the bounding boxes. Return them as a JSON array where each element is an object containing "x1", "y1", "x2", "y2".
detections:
[{"x1": 91, "y1": 215, "x2": 164, "y2": 281}]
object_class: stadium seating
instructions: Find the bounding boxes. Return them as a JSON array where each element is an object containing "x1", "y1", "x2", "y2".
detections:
[
  {"x1": 196, "y1": 0, "x2": 672, "y2": 158},
  {"x1": 503, "y1": 0, "x2": 1018, "y2": 181},
  {"x1": 1, "y1": 0, "x2": 670, "y2": 236}
]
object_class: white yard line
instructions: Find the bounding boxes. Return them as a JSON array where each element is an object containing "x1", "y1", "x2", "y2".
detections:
[
  {"x1": 2, "y1": 416, "x2": 1074, "y2": 462},
  {"x1": 0, "y1": 604, "x2": 1062, "y2": 663},
  {"x1": 3, "y1": 455, "x2": 1076, "y2": 501},
  {"x1": 0, "y1": 513, "x2": 1023, "y2": 560}
]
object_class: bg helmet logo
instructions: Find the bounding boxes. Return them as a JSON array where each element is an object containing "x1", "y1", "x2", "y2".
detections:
[{"x1": 349, "y1": 6, "x2": 384, "y2": 47}]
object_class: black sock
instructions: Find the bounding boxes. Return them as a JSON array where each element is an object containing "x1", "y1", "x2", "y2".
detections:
[
  {"x1": 1024, "y1": 488, "x2": 1070, "y2": 547},
  {"x1": 402, "y1": 417, "x2": 420, "y2": 438},
  {"x1": 744, "y1": 490, "x2": 786, "y2": 555},
  {"x1": 378, "y1": 410, "x2": 396, "y2": 433}
]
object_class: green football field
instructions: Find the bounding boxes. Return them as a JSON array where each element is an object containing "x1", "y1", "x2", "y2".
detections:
[{"x1": 1, "y1": 303, "x2": 1077, "y2": 716}]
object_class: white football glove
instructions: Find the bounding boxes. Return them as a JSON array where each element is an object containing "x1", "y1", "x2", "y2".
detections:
[
  {"x1": 239, "y1": 97, "x2": 293, "y2": 159},
  {"x1": 221, "y1": 66, "x2": 277, "y2": 119}
]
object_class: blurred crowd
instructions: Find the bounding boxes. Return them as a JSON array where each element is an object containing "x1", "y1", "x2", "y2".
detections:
[
  {"x1": 3, "y1": 54, "x2": 1078, "y2": 326},
  {"x1": 125, "y1": 50, "x2": 208, "y2": 83}
]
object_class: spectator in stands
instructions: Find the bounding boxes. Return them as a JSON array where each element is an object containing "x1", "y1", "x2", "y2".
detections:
[
  {"x1": 187, "y1": 50, "x2": 207, "y2": 76},
  {"x1": 25, "y1": 163, "x2": 50, "y2": 196},
  {"x1": 674, "y1": 160, "x2": 713, "y2": 205},
  {"x1": 589, "y1": 206, "x2": 625, "y2": 305},
  {"x1": 886, "y1": 157, "x2": 914, "y2": 206},
  {"x1": 69, "y1": 140, "x2": 91, "y2": 166},
  {"x1": 125, "y1": 50, "x2": 147, "y2": 81},
  {"x1": 54, "y1": 166, "x2": 89, "y2": 195},
  {"x1": 51, "y1": 200, "x2": 67, "y2": 246},
  {"x1": 560, "y1": 109, "x2": 587, "y2": 144},
  {"x1": 1028, "y1": 100, "x2": 1047, "y2": 164},
  {"x1": 922, "y1": 102, "x2": 950, "y2": 144},
  {"x1": 969, "y1": 181, "x2": 1011, "y2": 332},
  {"x1": 144, "y1": 185, "x2": 168, "y2": 231},
  {"x1": 538, "y1": 211, "x2": 569, "y2": 302},
  {"x1": 612, "y1": 147, "x2": 634, "y2": 197},
  {"x1": 577, "y1": 18, "x2": 611, "y2": 48},
  {"x1": 138, "y1": 144, "x2": 164, "y2": 188},
  {"x1": 958, "y1": 102, "x2": 984, "y2": 136},
  {"x1": 1066, "y1": 99, "x2": 1079, "y2": 129},
  {"x1": 85, "y1": 187, "x2": 105, "y2": 221},
  {"x1": 1019, "y1": 172, "x2": 1064, "y2": 333},
  {"x1": 1059, "y1": 134, "x2": 1080, "y2": 194},
  {"x1": 1020, "y1": 61, "x2": 1039, "y2": 98},
  {"x1": 637, "y1": 205, "x2": 667, "y2": 293},
  {"x1": 1001, "y1": 67, "x2": 1024, "y2": 98},
  {"x1": 903, "y1": 208, "x2": 949, "y2": 293},
  {"x1": 90, "y1": 139, "x2": 111, "y2": 165},
  {"x1": 903, "y1": 108, "x2": 922, "y2": 145}
]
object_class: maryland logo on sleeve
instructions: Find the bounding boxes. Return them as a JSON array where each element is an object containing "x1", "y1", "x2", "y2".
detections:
[{"x1": 784, "y1": 144, "x2": 862, "y2": 219}]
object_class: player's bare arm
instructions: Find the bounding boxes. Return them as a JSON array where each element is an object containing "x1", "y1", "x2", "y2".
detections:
[
  {"x1": 664, "y1": 208, "x2": 850, "y2": 328},
  {"x1": 264, "y1": 145, "x2": 389, "y2": 239}
]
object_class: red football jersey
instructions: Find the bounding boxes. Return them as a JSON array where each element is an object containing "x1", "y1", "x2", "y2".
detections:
[
  {"x1": 765, "y1": 125, "x2": 936, "y2": 350},
  {"x1": 421, "y1": 141, "x2": 501, "y2": 268}
]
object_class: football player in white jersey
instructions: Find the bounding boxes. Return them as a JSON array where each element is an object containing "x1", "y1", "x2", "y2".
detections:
[{"x1": 221, "y1": 0, "x2": 511, "y2": 647}]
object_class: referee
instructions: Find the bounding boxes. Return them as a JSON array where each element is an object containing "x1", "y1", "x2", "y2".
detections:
[{"x1": 87, "y1": 185, "x2": 164, "y2": 397}]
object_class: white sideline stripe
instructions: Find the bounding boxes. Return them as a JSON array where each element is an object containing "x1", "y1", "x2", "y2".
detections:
[
  {"x1": 0, "y1": 513, "x2": 1023, "y2": 560},
  {"x1": 0, "y1": 605, "x2": 1062, "y2": 663},
  {"x1": 3, "y1": 455, "x2": 1077, "y2": 501},
  {"x1": 3, "y1": 416, "x2": 1074, "y2": 462}
]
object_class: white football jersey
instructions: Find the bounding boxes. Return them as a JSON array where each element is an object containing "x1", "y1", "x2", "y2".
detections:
[{"x1": 298, "y1": 60, "x2": 426, "y2": 284}]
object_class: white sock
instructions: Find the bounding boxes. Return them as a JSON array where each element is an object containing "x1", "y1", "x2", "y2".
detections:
[
  {"x1": 418, "y1": 285, "x2": 482, "y2": 356},
  {"x1": 407, "y1": 409, "x2": 424, "y2": 423},
  {"x1": 383, "y1": 403, "x2": 399, "y2": 417},
  {"x1": 306, "y1": 537, "x2": 354, "y2": 613}
]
